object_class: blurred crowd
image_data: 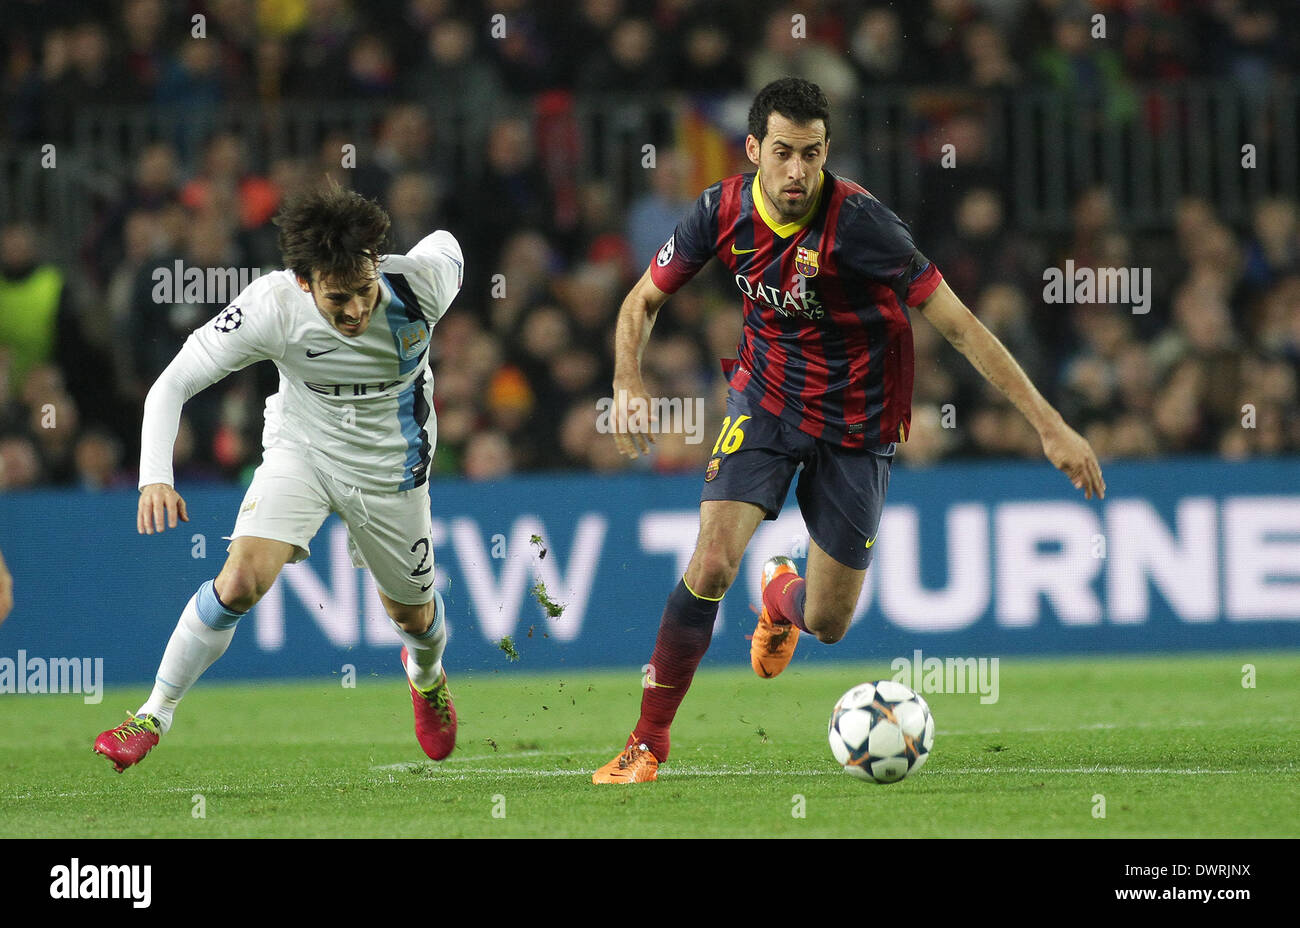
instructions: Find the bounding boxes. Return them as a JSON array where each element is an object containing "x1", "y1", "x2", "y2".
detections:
[
  {"x1": 5, "y1": 0, "x2": 1297, "y2": 127},
  {"x1": 1, "y1": 0, "x2": 1298, "y2": 491}
]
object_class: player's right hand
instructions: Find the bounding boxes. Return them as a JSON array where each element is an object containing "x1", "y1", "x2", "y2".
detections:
[
  {"x1": 138, "y1": 483, "x2": 189, "y2": 534},
  {"x1": 610, "y1": 376, "x2": 657, "y2": 459}
]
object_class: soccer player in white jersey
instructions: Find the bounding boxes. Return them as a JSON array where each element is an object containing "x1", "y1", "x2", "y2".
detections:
[{"x1": 93, "y1": 181, "x2": 464, "y2": 771}]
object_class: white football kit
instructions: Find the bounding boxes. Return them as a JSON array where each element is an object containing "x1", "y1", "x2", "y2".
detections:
[{"x1": 139, "y1": 231, "x2": 463, "y2": 603}]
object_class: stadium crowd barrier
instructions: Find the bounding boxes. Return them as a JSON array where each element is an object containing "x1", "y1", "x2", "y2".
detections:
[{"x1": 6, "y1": 83, "x2": 1299, "y2": 266}]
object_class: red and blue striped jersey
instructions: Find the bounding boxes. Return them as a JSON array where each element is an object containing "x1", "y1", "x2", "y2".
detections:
[{"x1": 650, "y1": 170, "x2": 942, "y2": 448}]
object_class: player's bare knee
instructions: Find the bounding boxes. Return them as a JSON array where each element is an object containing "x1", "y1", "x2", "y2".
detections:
[
  {"x1": 688, "y1": 547, "x2": 740, "y2": 599},
  {"x1": 387, "y1": 600, "x2": 432, "y2": 635},
  {"x1": 214, "y1": 563, "x2": 271, "y2": 612},
  {"x1": 805, "y1": 612, "x2": 850, "y2": 644},
  {"x1": 815, "y1": 625, "x2": 847, "y2": 645}
]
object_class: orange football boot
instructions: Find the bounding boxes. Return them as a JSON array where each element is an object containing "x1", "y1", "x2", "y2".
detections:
[
  {"x1": 592, "y1": 735, "x2": 660, "y2": 784},
  {"x1": 750, "y1": 555, "x2": 801, "y2": 678}
]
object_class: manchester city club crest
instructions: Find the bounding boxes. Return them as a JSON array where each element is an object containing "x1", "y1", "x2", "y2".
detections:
[
  {"x1": 795, "y1": 246, "x2": 820, "y2": 278},
  {"x1": 396, "y1": 321, "x2": 430, "y2": 360}
]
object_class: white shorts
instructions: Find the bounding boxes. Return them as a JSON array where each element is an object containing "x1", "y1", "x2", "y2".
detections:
[{"x1": 229, "y1": 447, "x2": 436, "y2": 605}]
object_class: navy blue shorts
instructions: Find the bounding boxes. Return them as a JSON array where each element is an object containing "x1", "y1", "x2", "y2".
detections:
[{"x1": 700, "y1": 387, "x2": 894, "y2": 570}]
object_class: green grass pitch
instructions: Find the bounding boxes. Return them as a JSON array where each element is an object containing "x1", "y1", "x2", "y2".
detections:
[{"x1": 4, "y1": 652, "x2": 1297, "y2": 838}]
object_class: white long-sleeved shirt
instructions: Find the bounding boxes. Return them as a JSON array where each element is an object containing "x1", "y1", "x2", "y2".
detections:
[{"x1": 139, "y1": 231, "x2": 463, "y2": 492}]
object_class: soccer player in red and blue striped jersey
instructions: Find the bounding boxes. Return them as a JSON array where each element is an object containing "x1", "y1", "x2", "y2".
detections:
[{"x1": 593, "y1": 78, "x2": 1104, "y2": 783}]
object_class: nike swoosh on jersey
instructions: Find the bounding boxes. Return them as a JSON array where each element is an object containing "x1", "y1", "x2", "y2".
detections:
[
  {"x1": 306, "y1": 346, "x2": 341, "y2": 358},
  {"x1": 865, "y1": 535, "x2": 877, "y2": 548},
  {"x1": 731, "y1": 244, "x2": 759, "y2": 255}
]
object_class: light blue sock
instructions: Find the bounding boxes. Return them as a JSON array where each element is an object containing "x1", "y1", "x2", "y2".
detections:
[
  {"x1": 139, "y1": 580, "x2": 245, "y2": 733},
  {"x1": 391, "y1": 590, "x2": 447, "y2": 690}
]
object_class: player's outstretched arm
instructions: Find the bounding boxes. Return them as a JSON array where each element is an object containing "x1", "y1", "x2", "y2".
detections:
[
  {"x1": 0, "y1": 547, "x2": 12, "y2": 625},
  {"x1": 138, "y1": 483, "x2": 189, "y2": 535},
  {"x1": 918, "y1": 280, "x2": 1106, "y2": 499},
  {"x1": 137, "y1": 363, "x2": 206, "y2": 534},
  {"x1": 136, "y1": 297, "x2": 269, "y2": 533},
  {"x1": 611, "y1": 267, "x2": 672, "y2": 458}
]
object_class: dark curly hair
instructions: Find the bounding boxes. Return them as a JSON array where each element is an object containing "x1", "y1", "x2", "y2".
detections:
[
  {"x1": 274, "y1": 178, "x2": 391, "y2": 285},
  {"x1": 748, "y1": 77, "x2": 831, "y2": 143}
]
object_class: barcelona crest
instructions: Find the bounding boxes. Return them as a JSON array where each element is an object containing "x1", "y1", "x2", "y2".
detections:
[
  {"x1": 795, "y1": 246, "x2": 820, "y2": 278},
  {"x1": 704, "y1": 457, "x2": 721, "y2": 482}
]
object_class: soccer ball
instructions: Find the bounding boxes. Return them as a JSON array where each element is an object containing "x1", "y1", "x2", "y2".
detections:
[{"x1": 828, "y1": 680, "x2": 934, "y2": 783}]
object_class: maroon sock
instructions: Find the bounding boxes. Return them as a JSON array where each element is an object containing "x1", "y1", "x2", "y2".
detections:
[
  {"x1": 763, "y1": 573, "x2": 810, "y2": 633},
  {"x1": 632, "y1": 579, "x2": 720, "y2": 761}
]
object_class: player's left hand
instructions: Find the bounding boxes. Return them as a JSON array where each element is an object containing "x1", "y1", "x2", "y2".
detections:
[
  {"x1": 1039, "y1": 420, "x2": 1105, "y2": 499},
  {"x1": 610, "y1": 375, "x2": 658, "y2": 459}
]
